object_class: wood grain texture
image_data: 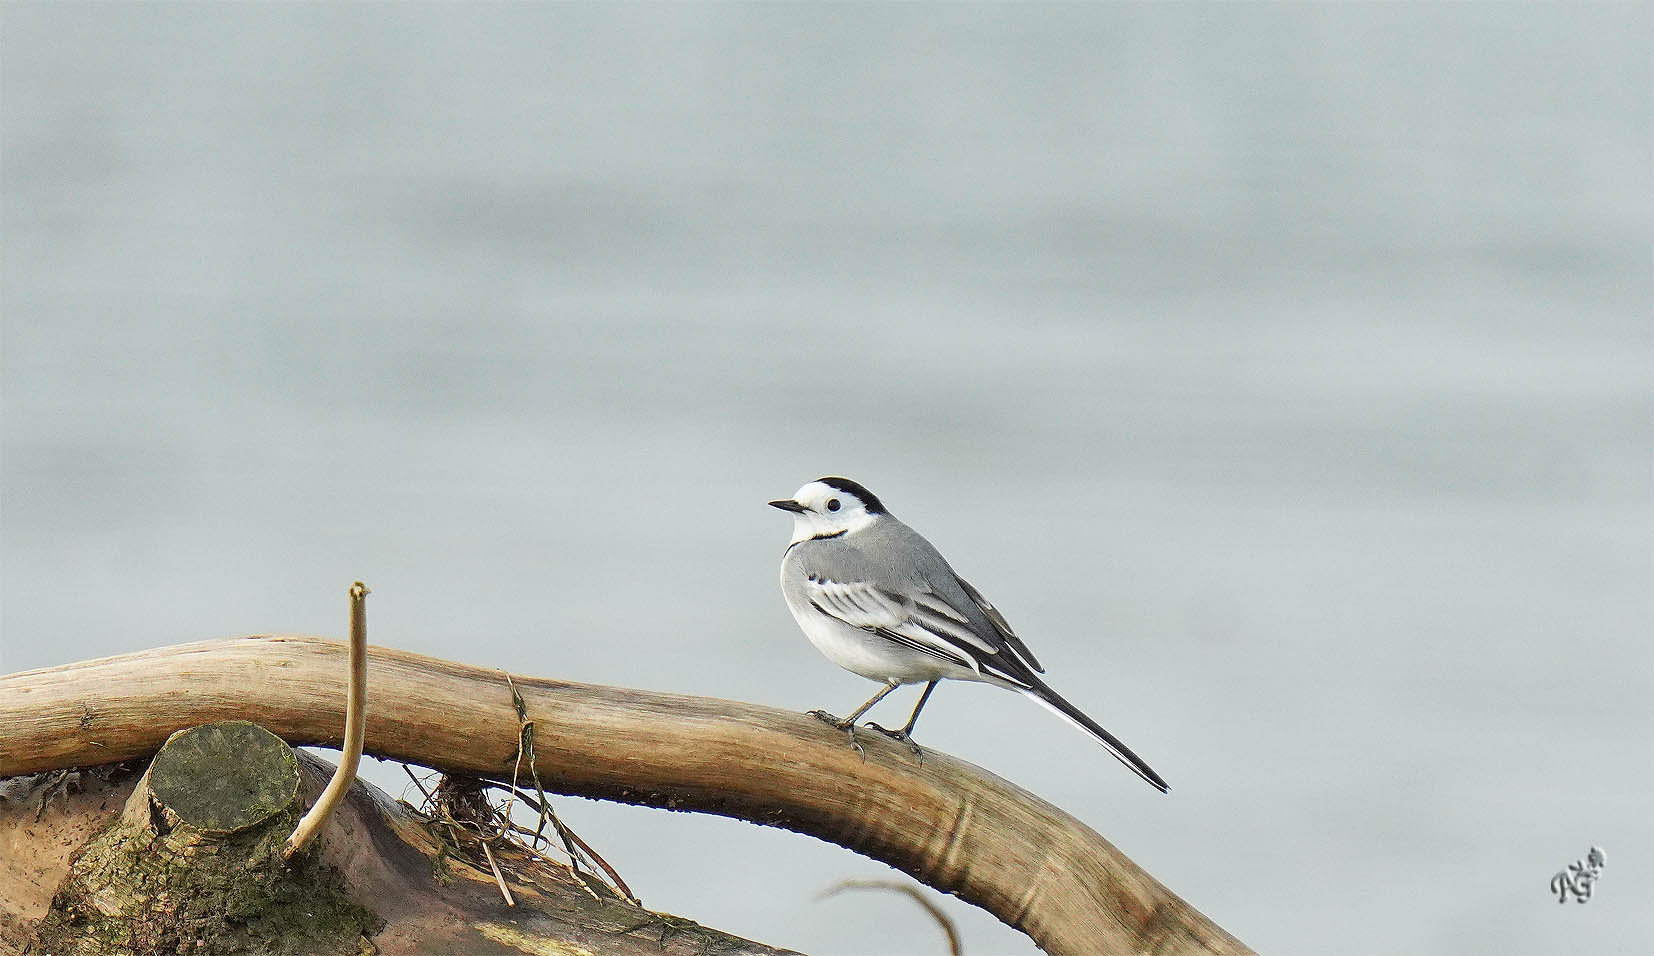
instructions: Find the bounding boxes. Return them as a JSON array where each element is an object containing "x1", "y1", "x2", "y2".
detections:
[{"x1": 0, "y1": 636, "x2": 1253, "y2": 956}]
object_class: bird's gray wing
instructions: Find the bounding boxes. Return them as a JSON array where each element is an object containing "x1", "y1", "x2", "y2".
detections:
[
  {"x1": 803, "y1": 575, "x2": 998, "y2": 674},
  {"x1": 953, "y1": 574, "x2": 1044, "y2": 674}
]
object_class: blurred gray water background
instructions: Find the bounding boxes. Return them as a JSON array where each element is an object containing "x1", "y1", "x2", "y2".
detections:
[{"x1": 3, "y1": 4, "x2": 1649, "y2": 954}]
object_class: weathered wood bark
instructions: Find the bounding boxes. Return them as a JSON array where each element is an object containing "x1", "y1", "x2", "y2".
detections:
[
  {"x1": 1, "y1": 636, "x2": 1254, "y2": 956},
  {"x1": 4, "y1": 725, "x2": 796, "y2": 955}
]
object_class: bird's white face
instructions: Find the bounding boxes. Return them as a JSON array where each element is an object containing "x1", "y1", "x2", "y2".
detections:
[{"x1": 769, "y1": 479, "x2": 880, "y2": 544}]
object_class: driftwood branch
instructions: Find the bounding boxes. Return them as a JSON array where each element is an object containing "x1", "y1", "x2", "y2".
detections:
[{"x1": 1, "y1": 636, "x2": 1252, "y2": 955}]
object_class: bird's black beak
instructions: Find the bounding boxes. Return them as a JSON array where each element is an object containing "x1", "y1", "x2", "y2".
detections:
[{"x1": 767, "y1": 498, "x2": 808, "y2": 513}]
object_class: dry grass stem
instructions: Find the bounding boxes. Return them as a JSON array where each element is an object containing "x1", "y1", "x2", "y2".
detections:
[{"x1": 480, "y1": 838, "x2": 516, "y2": 907}]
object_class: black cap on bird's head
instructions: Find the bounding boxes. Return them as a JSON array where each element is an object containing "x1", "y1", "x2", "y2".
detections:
[
  {"x1": 768, "y1": 476, "x2": 887, "y2": 523},
  {"x1": 812, "y1": 477, "x2": 885, "y2": 515}
]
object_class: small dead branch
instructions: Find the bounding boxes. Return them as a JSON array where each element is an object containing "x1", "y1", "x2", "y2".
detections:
[
  {"x1": 819, "y1": 879, "x2": 962, "y2": 955},
  {"x1": 283, "y1": 582, "x2": 369, "y2": 861},
  {"x1": 401, "y1": 762, "x2": 437, "y2": 805}
]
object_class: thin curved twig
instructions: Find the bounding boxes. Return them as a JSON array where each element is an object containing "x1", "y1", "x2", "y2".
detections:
[
  {"x1": 281, "y1": 586, "x2": 369, "y2": 860},
  {"x1": 818, "y1": 879, "x2": 962, "y2": 955}
]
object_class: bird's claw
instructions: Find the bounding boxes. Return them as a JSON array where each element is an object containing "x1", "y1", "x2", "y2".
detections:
[
  {"x1": 866, "y1": 722, "x2": 923, "y2": 760},
  {"x1": 808, "y1": 709, "x2": 867, "y2": 758}
]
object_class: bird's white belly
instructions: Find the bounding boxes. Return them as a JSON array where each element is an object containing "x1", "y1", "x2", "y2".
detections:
[{"x1": 782, "y1": 588, "x2": 957, "y2": 685}]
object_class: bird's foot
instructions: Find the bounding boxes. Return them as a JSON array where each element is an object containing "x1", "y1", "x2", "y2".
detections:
[
  {"x1": 807, "y1": 710, "x2": 866, "y2": 758},
  {"x1": 866, "y1": 722, "x2": 923, "y2": 760}
]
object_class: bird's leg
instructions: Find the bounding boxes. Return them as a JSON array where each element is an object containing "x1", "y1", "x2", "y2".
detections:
[
  {"x1": 809, "y1": 683, "x2": 899, "y2": 729},
  {"x1": 868, "y1": 680, "x2": 936, "y2": 758},
  {"x1": 809, "y1": 683, "x2": 899, "y2": 755}
]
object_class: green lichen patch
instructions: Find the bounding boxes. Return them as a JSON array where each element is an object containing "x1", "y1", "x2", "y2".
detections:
[{"x1": 148, "y1": 721, "x2": 299, "y2": 835}]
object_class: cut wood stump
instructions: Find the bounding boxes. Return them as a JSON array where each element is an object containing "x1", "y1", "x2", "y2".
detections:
[{"x1": 33, "y1": 721, "x2": 379, "y2": 955}]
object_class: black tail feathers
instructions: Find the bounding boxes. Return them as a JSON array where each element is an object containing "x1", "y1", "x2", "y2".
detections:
[{"x1": 1021, "y1": 679, "x2": 1169, "y2": 793}]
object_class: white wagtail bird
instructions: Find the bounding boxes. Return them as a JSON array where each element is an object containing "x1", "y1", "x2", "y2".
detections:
[{"x1": 769, "y1": 476, "x2": 1168, "y2": 792}]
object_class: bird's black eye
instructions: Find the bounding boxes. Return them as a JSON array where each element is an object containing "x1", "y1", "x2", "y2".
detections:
[{"x1": 826, "y1": 498, "x2": 841, "y2": 512}]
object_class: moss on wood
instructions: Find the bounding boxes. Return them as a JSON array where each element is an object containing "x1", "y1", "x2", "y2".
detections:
[{"x1": 34, "y1": 722, "x2": 380, "y2": 955}]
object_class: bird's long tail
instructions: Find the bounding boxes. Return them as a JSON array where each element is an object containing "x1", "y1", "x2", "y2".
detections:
[{"x1": 1019, "y1": 680, "x2": 1170, "y2": 793}]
